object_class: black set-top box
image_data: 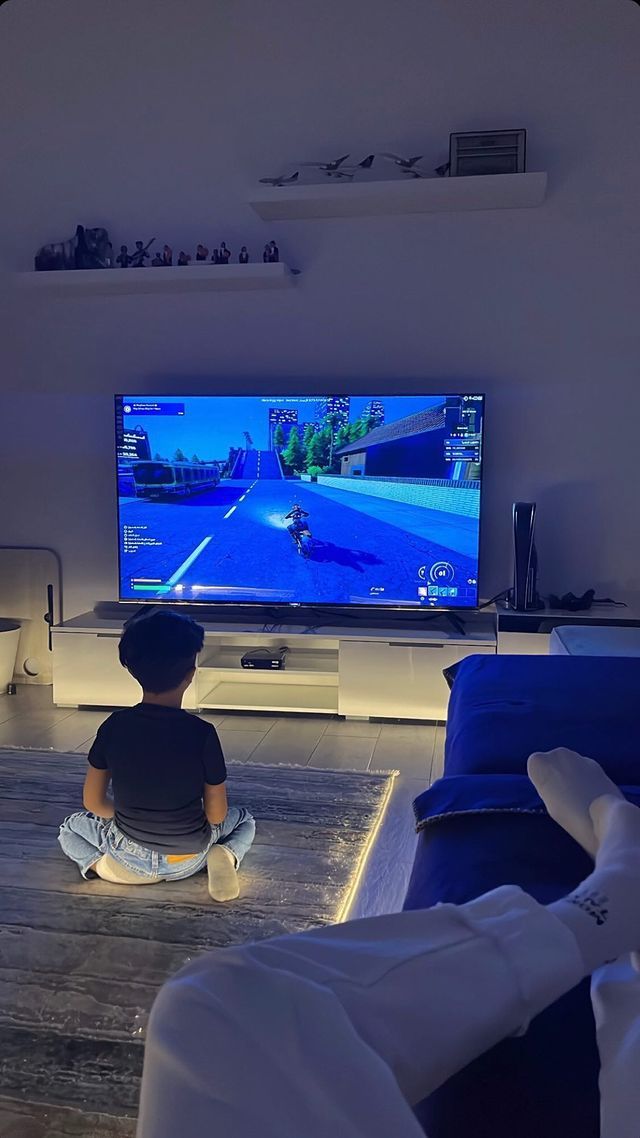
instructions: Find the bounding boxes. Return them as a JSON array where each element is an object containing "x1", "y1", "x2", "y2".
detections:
[{"x1": 240, "y1": 647, "x2": 289, "y2": 670}]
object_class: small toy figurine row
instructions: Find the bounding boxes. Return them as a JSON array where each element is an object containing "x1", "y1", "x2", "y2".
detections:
[
  {"x1": 36, "y1": 230, "x2": 283, "y2": 272},
  {"x1": 145, "y1": 241, "x2": 279, "y2": 266}
]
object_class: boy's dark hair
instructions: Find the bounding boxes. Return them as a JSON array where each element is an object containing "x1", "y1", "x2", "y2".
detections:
[{"x1": 119, "y1": 610, "x2": 205, "y2": 693}]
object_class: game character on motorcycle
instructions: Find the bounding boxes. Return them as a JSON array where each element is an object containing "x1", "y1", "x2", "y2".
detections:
[{"x1": 285, "y1": 504, "x2": 311, "y2": 549}]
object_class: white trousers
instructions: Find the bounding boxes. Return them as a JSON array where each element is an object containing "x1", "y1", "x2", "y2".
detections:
[
  {"x1": 137, "y1": 886, "x2": 585, "y2": 1138},
  {"x1": 593, "y1": 957, "x2": 640, "y2": 1138}
]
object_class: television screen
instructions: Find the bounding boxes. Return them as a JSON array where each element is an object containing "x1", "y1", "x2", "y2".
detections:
[{"x1": 115, "y1": 393, "x2": 484, "y2": 609}]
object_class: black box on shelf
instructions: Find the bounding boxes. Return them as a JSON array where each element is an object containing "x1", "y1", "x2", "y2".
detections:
[
  {"x1": 449, "y1": 130, "x2": 527, "y2": 176},
  {"x1": 241, "y1": 647, "x2": 289, "y2": 670}
]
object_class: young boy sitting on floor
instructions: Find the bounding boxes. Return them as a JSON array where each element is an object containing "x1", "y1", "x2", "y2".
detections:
[{"x1": 58, "y1": 611, "x2": 255, "y2": 901}]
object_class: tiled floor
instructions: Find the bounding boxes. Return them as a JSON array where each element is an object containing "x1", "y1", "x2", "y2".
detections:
[
  {"x1": 0, "y1": 685, "x2": 443, "y2": 778},
  {"x1": 0, "y1": 685, "x2": 447, "y2": 916}
]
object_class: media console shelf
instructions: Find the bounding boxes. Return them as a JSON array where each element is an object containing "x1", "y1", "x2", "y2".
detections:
[
  {"x1": 496, "y1": 603, "x2": 640, "y2": 655},
  {"x1": 52, "y1": 612, "x2": 497, "y2": 721},
  {"x1": 198, "y1": 639, "x2": 340, "y2": 715},
  {"x1": 51, "y1": 605, "x2": 640, "y2": 718}
]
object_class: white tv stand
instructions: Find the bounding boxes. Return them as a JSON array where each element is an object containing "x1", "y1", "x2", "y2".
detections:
[{"x1": 52, "y1": 610, "x2": 497, "y2": 721}]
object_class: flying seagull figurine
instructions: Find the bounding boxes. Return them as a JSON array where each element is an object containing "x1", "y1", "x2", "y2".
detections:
[
  {"x1": 299, "y1": 153, "x2": 350, "y2": 176},
  {"x1": 259, "y1": 171, "x2": 300, "y2": 187},
  {"x1": 378, "y1": 153, "x2": 424, "y2": 172},
  {"x1": 326, "y1": 154, "x2": 375, "y2": 179}
]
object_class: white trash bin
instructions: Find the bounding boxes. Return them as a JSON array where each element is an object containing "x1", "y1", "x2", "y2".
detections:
[{"x1": 0, "y1": 620, "x2": 21, "y2": 690}]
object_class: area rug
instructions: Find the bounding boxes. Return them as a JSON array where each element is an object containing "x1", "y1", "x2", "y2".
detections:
[{"x1": 0, "y1": 748, "x2": 394, "y2": 1137}]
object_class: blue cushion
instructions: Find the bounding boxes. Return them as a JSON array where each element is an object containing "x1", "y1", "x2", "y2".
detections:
[{"x1": 444, "y1": 654, "x2": 640, "y2": 782}]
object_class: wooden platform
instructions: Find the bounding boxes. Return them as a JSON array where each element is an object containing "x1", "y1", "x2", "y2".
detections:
[{"x1": 0, "y1": 749, "x2": 393, "y2": 1136}]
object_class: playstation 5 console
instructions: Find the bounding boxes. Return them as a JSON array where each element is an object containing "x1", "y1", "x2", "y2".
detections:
[{"x1": 507, "y1": 502, "x2": 543, "y2": 611}]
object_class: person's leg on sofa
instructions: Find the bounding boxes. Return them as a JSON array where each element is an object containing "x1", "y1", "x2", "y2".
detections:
[
  {"x1": 529, "y1": 748, "x2": 640, "y2": 1138},
  {"x1": 138, "y1": 754, "x2": 640, "y2": 1138},
  {"x1": 138, "y1": 888, "x2": 588, "y2": 1138}
]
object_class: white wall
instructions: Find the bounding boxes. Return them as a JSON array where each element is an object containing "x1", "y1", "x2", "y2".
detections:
[{"x1": 1, "y1": 0, "x2": 639, "y2": 617}]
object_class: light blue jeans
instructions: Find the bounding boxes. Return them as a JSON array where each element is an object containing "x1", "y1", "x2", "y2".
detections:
[{"x1": 58, "y1": 806, "x2": 256, "y2": 881}]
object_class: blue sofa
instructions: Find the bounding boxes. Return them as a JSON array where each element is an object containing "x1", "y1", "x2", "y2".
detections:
[{"x1": 404, "y1": 654, "x2": 640, "y2": 1138}]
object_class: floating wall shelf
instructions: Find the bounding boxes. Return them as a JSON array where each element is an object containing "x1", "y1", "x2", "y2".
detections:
[
  {"x1": 249, "y1": 171, "x2": 548, "y2": 221},
  {"x1": 15, "y1": 262, "x2": 295, "y2": 296}
]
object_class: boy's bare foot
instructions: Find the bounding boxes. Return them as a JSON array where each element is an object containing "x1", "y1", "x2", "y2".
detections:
[{"x1": 207, "y1": 845, "x2": 239, "y2": 902}]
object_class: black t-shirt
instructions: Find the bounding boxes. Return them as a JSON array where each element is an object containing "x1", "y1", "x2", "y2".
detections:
[{"x1": 88, "y1": 704, "x2": 227, "y2": 854}]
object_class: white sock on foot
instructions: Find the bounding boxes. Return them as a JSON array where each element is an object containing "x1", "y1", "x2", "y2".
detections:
[
  {"x1": 550, "y1": 795, "x2": 640, "y2": 974},
  {"x1": 528, "y1": 748, "x2": 623, "y2": 859}
]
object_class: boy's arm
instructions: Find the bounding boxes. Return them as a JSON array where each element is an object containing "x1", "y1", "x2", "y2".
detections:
[
  {"x1": 202, "y1": 726, "x2": 228, "y2": 825},
  {"x1": 83, "y1": 767, "x2": 115, "y2": 818},
  {"x1": 204, "y1": 782, "x2": 228, "y2": 825}
]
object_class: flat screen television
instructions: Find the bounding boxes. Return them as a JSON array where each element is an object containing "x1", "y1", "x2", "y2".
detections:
[{"x1": 115, "y1": 393, "x2": 484, "y2": 609}]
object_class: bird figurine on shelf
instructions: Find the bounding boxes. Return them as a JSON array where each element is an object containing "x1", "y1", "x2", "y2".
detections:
[
  {"x1": 329, "y1": 153, "x2": 375, "y2": 179},
  {"x1": 258, "y1": 171, "x2": 300, "y2": 186},
  {"x1": 377, "y1": 153, "x2": 430, "y2": 178},
  {"x1": 378, "y1": 152, "x2": 424, "y2": 172},
  {"x1": 299, "y1": 153, "x2": 350, "y2": 177}
]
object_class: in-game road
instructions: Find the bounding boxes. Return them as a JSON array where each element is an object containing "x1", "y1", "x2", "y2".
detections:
[{"x1": 120, "y1": 476, "x2": 477, "y2": 604}]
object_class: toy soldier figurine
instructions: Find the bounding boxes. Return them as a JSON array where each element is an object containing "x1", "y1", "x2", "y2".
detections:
[
  {"x1": 129, "y1": 238, "x2": 155, "y2": 268},
  {"x1": 162, "y1": 244, "x2": 173, "y2": 266},
  {"x1": 239, "y1": 246, "x2": 249, "y2": 264},
  {"x1": 177, "y1": 250, "x2": 192, "y2": 266},
  {"x1": 196, "y1": 244, "x2": 209, "y2": 261},
  {"x1": 151, "y1": 251, "x2": 164, "y2": 266},
  {"x1": 219, "y1": 242, "x2": 231, "y2": 265},
  {"x1": 263, "y1": 243, "x2": 271, "y2": 263},
  {"x1": 268, "y1": 240, "x2": 279, "y2": 263},
  {"x1": 211, "y1": 248, "x2": 220, "y2": 264},
  {"x1": 116, "y1": 244, "x2": 130, "y2": 268}
]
